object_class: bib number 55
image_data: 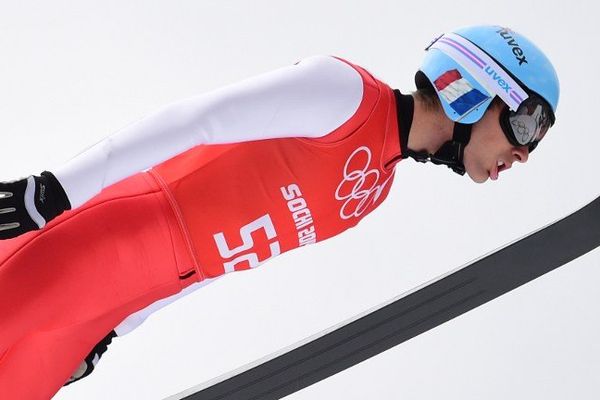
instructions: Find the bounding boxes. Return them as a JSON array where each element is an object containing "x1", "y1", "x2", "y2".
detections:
[{"x1": 213, "y1": 214, "x2": 281, "y2": 273}]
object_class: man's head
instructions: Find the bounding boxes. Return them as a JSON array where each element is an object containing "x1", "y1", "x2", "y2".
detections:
[{"x1": 413, "y1": 25, "x2": 559, "y2": 182}]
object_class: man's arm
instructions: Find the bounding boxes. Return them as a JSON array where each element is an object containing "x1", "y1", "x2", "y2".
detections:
[
  {"x1": 54, "y1": 55, "x2": 363, "y2": 209},
  {"x1": 0, "y1": 55, "x2": 363, "y2": 239}
]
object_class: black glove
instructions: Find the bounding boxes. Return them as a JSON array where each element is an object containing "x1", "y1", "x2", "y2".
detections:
[
  {"x1": 0, "y1": 171, "x2": 71, "y2": 240},
  {"x1": 64, "y1": 330, "x2": 118, "y2": 386}
]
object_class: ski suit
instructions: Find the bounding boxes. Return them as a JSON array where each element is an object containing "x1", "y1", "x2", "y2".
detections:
[{"x1": 0, "y1": 55, "x2": 409, "y2": 399}]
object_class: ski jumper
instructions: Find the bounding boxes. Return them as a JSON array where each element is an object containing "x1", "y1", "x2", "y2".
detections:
[{"x1": 0, "y1": 55, "x2": 405, "y2": 399}]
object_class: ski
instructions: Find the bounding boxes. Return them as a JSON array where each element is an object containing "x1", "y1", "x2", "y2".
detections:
[{"x1": 166, "y1": 195, "x2": 600, "y2": 400}]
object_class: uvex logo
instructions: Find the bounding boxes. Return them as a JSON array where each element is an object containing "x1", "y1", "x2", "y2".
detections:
[
  {"x1": 496, "y1": 28, "x2": 528, "y2": 66},
  {"x1": 484, "y1": 66, "x2": 512, "y2": 93}
]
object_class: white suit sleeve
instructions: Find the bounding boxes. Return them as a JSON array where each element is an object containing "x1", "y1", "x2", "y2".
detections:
[{"x1": 51, "y1": 55, "x2": 364, "y2": 209}]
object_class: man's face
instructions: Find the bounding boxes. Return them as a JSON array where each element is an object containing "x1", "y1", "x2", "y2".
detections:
[{"x1": 463, "y1": 104, "x2": 530, "y2": 183}]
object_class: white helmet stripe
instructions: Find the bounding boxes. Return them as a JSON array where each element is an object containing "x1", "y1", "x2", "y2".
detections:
[{"x1": 429, "y1": 32, "x2": 529, "y2": 111}]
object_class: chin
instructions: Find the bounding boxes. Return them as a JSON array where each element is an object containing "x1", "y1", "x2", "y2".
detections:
[
  {"x1": 466, "y1": 170, "x2": 488, "y2": 184},
  {"x1": 463, "y1": 159, "x2": 487, "y2": 183}
]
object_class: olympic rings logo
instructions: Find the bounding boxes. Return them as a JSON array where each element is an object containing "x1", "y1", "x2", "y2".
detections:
[
  {"x1": 511, "y1": 119, "x2": 531, "y2": 142},
  {"x1": 335, "y1": 146, "x2": 390, "y2": 220}
]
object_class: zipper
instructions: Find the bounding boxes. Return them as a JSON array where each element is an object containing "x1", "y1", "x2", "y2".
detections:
[{"x1": 147, "y1": 170, "x2": 205, "y2": 281}]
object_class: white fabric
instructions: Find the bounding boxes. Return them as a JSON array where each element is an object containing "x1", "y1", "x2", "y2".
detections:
[
  {"x1": 53, "y1": 55, "x2": 364, "y2": 209},
  {"x1": 24, "y1": 176, "x2": 46, "y2": 229},
  {"x1": 114, "y1": 278, "x2": 217, "y2": 336}
]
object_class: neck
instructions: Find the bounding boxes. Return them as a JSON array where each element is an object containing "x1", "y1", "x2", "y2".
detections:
[{"x1": 407, "y1": 95, "x2": 454, "y2": 154}]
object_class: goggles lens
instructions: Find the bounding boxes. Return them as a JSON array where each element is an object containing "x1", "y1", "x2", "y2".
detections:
[{"x1": 501, "y1": 95, "x2": 555, "y2": 150}]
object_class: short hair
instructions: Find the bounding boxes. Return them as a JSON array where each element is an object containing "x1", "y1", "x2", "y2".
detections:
[{"x1": 412, "y1": 86, "x2": 440, "y2": 112}]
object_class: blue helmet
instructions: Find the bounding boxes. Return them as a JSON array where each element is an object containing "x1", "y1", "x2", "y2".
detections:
[{"x1": 415, "y1": 25, "x2": 559, "y2": 125}]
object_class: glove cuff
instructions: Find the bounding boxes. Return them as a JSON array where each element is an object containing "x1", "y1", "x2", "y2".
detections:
[{"x1": 36, "y1": 171, "x2": 72, "y2": 221}]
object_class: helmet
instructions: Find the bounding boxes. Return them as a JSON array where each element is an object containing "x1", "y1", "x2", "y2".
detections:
[
  {"x1": 416, "y1": 25, "x2": 559, "y2": 124},
  {"x1": 411, "y1": 25, "x2": 560, "y2": 175}
]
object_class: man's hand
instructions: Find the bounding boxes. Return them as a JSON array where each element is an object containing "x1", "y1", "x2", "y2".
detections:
[
  {"x1": 63, "y1": 330, "x2": 117, "y2": 387},
  {"x1": 0, "y1": 171, "x2": 71, "y2": 239}
]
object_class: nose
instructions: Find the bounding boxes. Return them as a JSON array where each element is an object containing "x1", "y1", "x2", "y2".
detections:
[{"x1": 512, "y1": 146, "x2": 529, "y2": 164}]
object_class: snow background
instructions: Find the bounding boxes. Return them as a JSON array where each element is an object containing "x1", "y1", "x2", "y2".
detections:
[{"x1": 0, "y1": 0, "x2": 598, "y2": 398}]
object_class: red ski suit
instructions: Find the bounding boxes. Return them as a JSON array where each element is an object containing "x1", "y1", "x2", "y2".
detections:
[{"x1": 0, "y1": 58, "x2": 402, "y2": 399}]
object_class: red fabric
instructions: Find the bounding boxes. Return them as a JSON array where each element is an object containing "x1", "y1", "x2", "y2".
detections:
[
  {"x1": 152, "y1": 58, "x2": 402, "y2": 279},
  {"x1": 433, "y1": 68, "x2": 462, "y2": 91},
  {"x1": 0, "y1": 58, "x2": 402, "y2": 398},
  {"x1": 0, "y1": 172, "x2": 196, "y2": 399}
]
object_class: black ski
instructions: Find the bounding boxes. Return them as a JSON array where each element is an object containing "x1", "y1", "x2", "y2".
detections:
[{"x1": 167, "y1": 195, "x2": 600, "y2": 400}]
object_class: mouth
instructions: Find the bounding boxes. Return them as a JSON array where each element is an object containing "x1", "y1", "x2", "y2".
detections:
[{"x1": 490, "y1": 160, "x2": 507, "y2": 181}]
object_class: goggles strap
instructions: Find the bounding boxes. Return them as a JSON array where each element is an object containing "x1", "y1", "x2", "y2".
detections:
[{"x1": 429, "y1": 32, "x2": 529, "y2": 112}]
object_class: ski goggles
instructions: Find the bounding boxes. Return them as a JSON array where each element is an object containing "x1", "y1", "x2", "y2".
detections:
[{"x1": 499, "y1": 93, "x2": 555, "y2": 152}]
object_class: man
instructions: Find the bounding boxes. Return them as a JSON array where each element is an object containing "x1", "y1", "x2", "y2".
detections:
[{"x1": 0, "y1": 25, "x2": 558, "y2": 398}]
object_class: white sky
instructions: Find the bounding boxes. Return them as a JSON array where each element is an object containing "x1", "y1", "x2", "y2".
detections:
[{"x1": 1, "y1": 1, "x2": 598, "y2": 399}]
